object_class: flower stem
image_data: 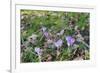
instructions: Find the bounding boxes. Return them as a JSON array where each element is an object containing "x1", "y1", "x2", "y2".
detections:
[
  {"x1": 38, "y1": 55, "x2": 41, "y2": 62},
  {"x1": 68, "y1": 47, "x2": 71, "y2": 57}
]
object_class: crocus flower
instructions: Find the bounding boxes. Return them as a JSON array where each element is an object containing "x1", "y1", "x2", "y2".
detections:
[
  {"x1": 43, "y1": 31, "x2": 49, "y2": 38},
  {"x1": 41, "y1": 26, "x2": 46, "y2": 32},
  {"x1": 54, "y1": 39, "x2": 63, "y2": 48},
  {"x1": 65, "y1": 36, "x2": 75, "y2": 46},
  {"x1": 34, "y1": 47, "x2": 42, "y2": 56}
]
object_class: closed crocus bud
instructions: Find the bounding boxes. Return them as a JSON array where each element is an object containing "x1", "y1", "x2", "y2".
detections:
[
  {"x1": 43, "y1": 32, "x2": 49, "y2": 38},
  {"x1": 54, "y1": 39, "x2": 63, "y2": 48},
  {"x1": 65, "y1": 36, "x2": 75, "y2": 46}
]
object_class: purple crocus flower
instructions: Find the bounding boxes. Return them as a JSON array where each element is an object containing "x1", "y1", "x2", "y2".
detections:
[
  {"x1": 34, "y1": 47, "x2": 42, "y2": 56},
  {"x1": 43, "y1": 31, "x2": 49, "y2": 38},
  {"x1": 54, "y1": 39, "x2": 63, "y2": 48},
  {"x1": 65, "y1": 36, "x2": 75, "y2": 46}
]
